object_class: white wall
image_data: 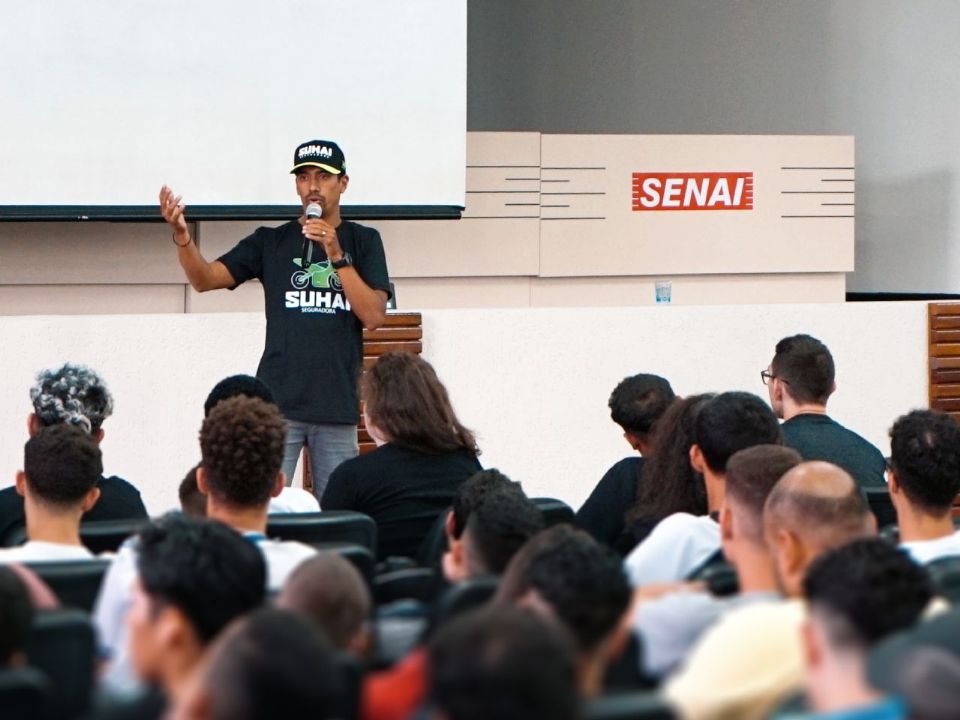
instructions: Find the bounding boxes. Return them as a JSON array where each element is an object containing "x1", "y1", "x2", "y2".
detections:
[{"x1": 0, "y1": 302, "x2": 928, "y2": 514}]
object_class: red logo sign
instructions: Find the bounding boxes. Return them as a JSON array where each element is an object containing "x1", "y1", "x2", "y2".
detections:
[{"x1": 632, "y1": 172, "x2": 753, "y2": 211}]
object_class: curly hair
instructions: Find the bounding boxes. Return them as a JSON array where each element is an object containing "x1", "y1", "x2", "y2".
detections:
[
  {"x1": 199, "y1": 396, "x2": 286, "y2": 508},
  {"x1": 24, "y1": 424, "x2": 102, "y2": 506},
  {"x1": 361, "y1": 352, "x2": 478, "y2": 456},
  {"x1": 607, "y1": 373, "x2": 675, "y2": 435},
  {"x1": 804, "y1": 538, "x2": 932, "y2": 650},
  {"x1": 890, "y1": 409, "x2": 960, "y2": 515},
  {"x1": 30, "y1": 363, "x2": 114, "y2": 434}
]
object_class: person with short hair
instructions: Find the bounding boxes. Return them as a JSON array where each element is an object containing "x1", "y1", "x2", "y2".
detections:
[
  {"x1": 0, "y1": 566, "x2": 34, "y2": 669},
  {"x1": 0, "y1": 424, "x2": 103, "y2": 563},
  {"x1": 765, "y1": 334, "x2": 886, "y2": 488},
  {"x1": 276, "y1": 552, "x2": 372, "y2": 656},
  {"x1": 0, "y1": 364, "x2": 147, "y2": 542},
  {"x1": 496, "y1": 524, "x2": 633, "y2": 698},
  {"x1": 887, "y1": 409, "x2": 960, "y2": 563},
  {"x1": 322, "y1": 352, "x2": 483, "y2": 560},
  {"x1": 798, "y1": 538, "x2": 932, "y2": 719},
  {"x1": 103, "y1": 515, "x2": 267, "y2": 719},
  {"x1": 95, "y1": 396, "x2": 317, "y2": 692},
  {"x1": 428, "y1": 606, "x2": 580, "y2": 720},
  {"x1": 160, "y1": 139, "x2": 391, "y2": 501},
  {"x1": 170, "y1": 608, "x2": 344, "y2": 720},
  {"x1": 178, "y1": 465, "x2": 206, "y2": 519},
  {"x1": 664, "y1": 461, "x2": 877, "y2": 720},
  {"x1": 631, "y1": 444, "x2": 802, "y2": 678},
  {"x1": 624, "y1": 391, "x2": 782, "y2": 586},
  {"x1": 577, "y1": 374, "x2": 676, "y2": 548}
]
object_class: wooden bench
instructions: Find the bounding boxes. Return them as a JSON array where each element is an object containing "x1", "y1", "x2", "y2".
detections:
[
  {"x1": 302, "y1": 311, "x2": 423, "y2": 494},
  {"x1": 928, "y1": 303, "x2": 960, "y2": 518}
]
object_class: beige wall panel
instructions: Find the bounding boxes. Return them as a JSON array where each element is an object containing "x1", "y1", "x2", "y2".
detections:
[
  {"x1": 530, "y1": 273, "x2": 845, "y2": 307},
  {"x1": 461, "y1": 193, "x2": 541, "y2": 218},
  {"x1": 372, "y1": 218, "x2": 539, "y2": 278},
  {"x1": 465, "y1": 167, "x2": 540, "y2": 193},
  {"x1": 185, "y1": 282, "x2": 264, "y2": 313},
  {"x1": 467, "y1": 132, "x2": 541, "y2": 166},
  {"x1": 393, "y1": 277, "x2": 531, "y2": 309},
  {"x1": 539, "y1": 135, "x2": 855, "y2": 277},
  {"x1": 0, "y1": 222, "x2": 188, "y2": 284},
  {"x1": 196, "y1": 221, "x2": 277, "y2": 260},
  {"x1": 0, "y1": 285, "x2": 185, "y2": 315}
]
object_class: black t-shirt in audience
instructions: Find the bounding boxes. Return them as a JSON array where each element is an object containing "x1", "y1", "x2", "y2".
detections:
[
  {"x1": 0, "y1": 475, "x2": 148, "y2": 542},
  {"x1": 321, "y1": 443, "x2": 482, "y2": 560},
  {"x1": 576, "y1": 457, "x2": 643, "y2": 549},
  {"x1": 782, "y1": 413, "x2": 887, "y2": 488}
]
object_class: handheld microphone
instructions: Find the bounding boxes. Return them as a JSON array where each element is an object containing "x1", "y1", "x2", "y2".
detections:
[{"x1": 301, "y1": 202, "x2": 323, "y2": 271}]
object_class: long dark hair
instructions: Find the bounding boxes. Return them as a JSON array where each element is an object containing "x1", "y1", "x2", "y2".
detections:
[
  {"x1": 625, "y1": 393, "x2": 713, "y2": 525},
  {"x1": 362, "y1": 352, "x2": 479, "y2": 456}
]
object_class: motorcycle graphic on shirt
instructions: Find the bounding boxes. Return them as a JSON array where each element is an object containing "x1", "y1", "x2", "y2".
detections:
[{"x1": 291, "y1": 258, "x2": 343, "y2": 291}]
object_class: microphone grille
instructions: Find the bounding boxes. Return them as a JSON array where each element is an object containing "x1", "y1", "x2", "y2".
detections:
[{"x1": 306, "y1": 203, "x2": 322, "y2": 218}]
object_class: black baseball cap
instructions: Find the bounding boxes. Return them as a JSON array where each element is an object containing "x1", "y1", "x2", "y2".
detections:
[{"x1": 290, "y1": 140, "x2": 346, "y2": 175}]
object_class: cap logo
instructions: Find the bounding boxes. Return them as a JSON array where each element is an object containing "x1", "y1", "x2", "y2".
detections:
[{"x1": 298, "y1": 144, "x2": 334, "y2": 160}]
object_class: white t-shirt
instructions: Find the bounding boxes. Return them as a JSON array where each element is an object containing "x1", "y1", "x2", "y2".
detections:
[
  {"x1": 268, "y1": 487, "x2": 320, "y2": 514},
  {"x1": 901, "y1": 530, "x2": 960, "y2": 565},
  {"x1": 624, "y1": 513, "x2": 721, "y2": 587},
  {"x1": 93, "y1": 531, "x2": 316, "y2": 694},
  {"x1": 0, "y1": 540, "x2": 95, "y2": 563}
]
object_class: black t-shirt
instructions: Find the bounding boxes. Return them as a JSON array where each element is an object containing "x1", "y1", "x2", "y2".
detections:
[
  {"x1": 321, "y1": 443, "x2": 483, "y2": 560},
  {"x1": 218, "y1": 219, "x2": 391, "y2": 425},
  {"x1": 575, "y1": 456, "x2": 643, "y2": 549},
  {"x1": 782, "y1": 413, "x2": 887, "y2": 488},
  {"x1": 0, "y1": 475, "x2": 147, "y2": 544}
]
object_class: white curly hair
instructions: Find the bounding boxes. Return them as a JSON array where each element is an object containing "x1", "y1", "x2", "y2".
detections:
[{"x1": 29, "y1": 363, "x2": 114, "y2": 435}]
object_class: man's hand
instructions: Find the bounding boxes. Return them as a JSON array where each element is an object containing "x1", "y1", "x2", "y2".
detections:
[
  {"x1": 302, "y1": 217, "x2": 344, "y2": 262},
  {"x1": 159, "y1": 185, "x2": 189, "y2": 242}
]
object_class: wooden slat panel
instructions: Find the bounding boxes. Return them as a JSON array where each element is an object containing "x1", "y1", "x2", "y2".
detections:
[
  {"x1": 932, "y1": 316, "x2": 960, "y2": 330},
  {"x1": 932, "y1": 384, "x2": 960, "y2": 399},
  {"x1": 933, "y1": 399, "x2": 960, "y2": 412},
  {"x1": 363, "y1": 341, "x2": 423, "y2": 356},
  {"x1": 930, "y1": 303, "x2": 960, "y2": 317},
  {"x1": 933, "y1": 369, "x2": 960, "y2": 384},
  {"x1": 931, "y1": 357, "x2": 960, "y2": 370},
  {"x1": 932, "y1": 329, "x2": 960, "y2": 344},
  {"x1": 359, "y1": 442, "x2": 376, "y2": 455},
  {"x1": 379, "y1": 312, "x2": 423, "y2": 327},
  {"x1": 932, "y1": 344, "x2": 960, "y2": 357},
  {"x1": 363, "y1": 326, "x2": 423, "y2": 342}
]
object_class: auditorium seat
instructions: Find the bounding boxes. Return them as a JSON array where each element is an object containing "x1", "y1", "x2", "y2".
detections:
[
  {"x1": 862, "y1": 487, "x2": 897, "y2": 530},
  {"x1": 533, "y1": 497, "x2": 575, "y2": 527},
  {"x1": 0, "y1": 667, "x2": 51, "y2": 720},
  {"x1": 374, "y1": 567, "x2": 441, "y2": 605},
  {"x1": 700, "y1": 562, "x2": 740, "y2": 597},
  {"x1": 431, "y1": 575, "x2": 499, "y2": 631},
  {"x1": 310, "y1": 541, "x2": 376, "y2": 589},
  {"x1": 25, "y1": 609, "x2": 96, "y2": 720},
  {"x1": 267, "y1": 511, "x2": 377, "y2": 552},
  {"x1": 415, "y1": 508, "x2": 451, "y2": 568},
  {"x1": 585, "y1": 691, "x2": 676, "y2": 720},
  {"x1": 24, "y1": 559, "x2": 111, "y2": 613},
  {"x1": 926, "y1": 555, "x2": 960, "y2": 603},
  {"x1": 80, "y1": 518, "x2": 147, "y2": 554}
]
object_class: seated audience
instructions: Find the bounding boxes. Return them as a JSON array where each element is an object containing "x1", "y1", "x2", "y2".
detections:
[
  {"x1": 664, "y1": 461, "x2": 876, "y2": 720},
  {"x1": 0, "y1": 565, "x2": 34, "y2": 669},
  {"x1": 632, "y1": 444, "x2": 802, "y2": 678},
  {"x1": 171, "y1": 608, "x2": 343, "y2": 720},
  {"x1": 619, "y1": 394, "x2": 713, "y2": 555},
  {"x1": 276, "y1": 552, "x2": 373, "y2": 657},
  {"x1": 202, "y1": 374, "x2": 319, "y2": 514},
  {"x1": 360, "y1": 483, "x2": 543, "y2": 720},
  {"x1": 764, "y1": 334, "x2": 885, "y2": 488},
  {"x1": 0, "y1": 364, "x2": 147, "y2": 541},
  {"x1": 178, "y1": 465, "x2": 207, "y2": 519},
  {"x1": 322, "y1": 352, "x2": 483, "y2": 560},
  {"x1": 797, "y1": 538, "x2": 932, "y2": 719},
  {"x1": 98, "y1": 515, "x2": 266, "y2": 719},
  {"x1": 887, "y1": 409, "x2": 960, "y2": 563},
  {"x1": 625, "y1": 391, "x2": 781, "y2": 585},
  {"x1": 496, "y1": 524, "x2": 633, "y2": 698},
  {"x1": 95, "y1": 396, "x2": 316, "y2": 692},
  {"x1": 577, "y1": 373, "x2": 675, "y2": 547},
  {"x1": 0, "y1": 424, "x2": 102, "y2": 563},
  {"x1": 427, "y1": 606, "x2": 580, "y2": 720}
]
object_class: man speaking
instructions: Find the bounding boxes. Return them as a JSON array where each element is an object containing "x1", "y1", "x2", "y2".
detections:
[{"x1": 159, "y1": 140, "x2": 391, "y2": 500}]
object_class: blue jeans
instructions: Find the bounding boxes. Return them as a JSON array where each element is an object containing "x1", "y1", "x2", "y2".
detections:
[{"x1": 281, "y1": 420, "x2": 358, "y2": 503}]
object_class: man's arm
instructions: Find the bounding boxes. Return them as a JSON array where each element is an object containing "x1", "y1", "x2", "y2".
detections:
[
  {"x1": 302, "y1": 216, "x2": 387, "y2": 330},
  {"x1": 159, "y1": 185, "x2": 236, "y2": 293}
]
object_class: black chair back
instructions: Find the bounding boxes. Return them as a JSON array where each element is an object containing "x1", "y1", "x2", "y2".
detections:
[
  {"x1": 310, "y1": 541, "x2": 376, "y2": 589},
  {"x1": 585, "y1": 691, "x2": 676, "y2": 720},
  {"x1": 0, "y1": 667, "x2": 51, "y2": 720},
  {"x1": 374, "y1": 567, "x2": 441, "y2": 605},
  {"x1": 532, "y1": 497, "x2": 575, "y2": 527},
  {"x1": 927, "y1": 555, "x2": 960, "y2": 603},
  {"x1": 25, "y1": 609, "x2": 96, "y2": 720},
  {"x1": 700, "y1": 562, "x2": 740, "y2": 597},
  {"x1": 79, "y1": 518, "x2": 146, "y2": 554},
  {"x1": 416, "y1": 508, "x2": 451, "y2": 568},
  {"x1": 267, "y1": 511, "x2": 377, "y2": 552},
  {"x1": 24, "y1": 559, "x2": 111, "y2": 612},
  {"x1": 431, "y1": 575, "x2": 499, "y2": 632},
  {"x1": 863, "y1": 487, "x2": 897, "y2": 530}
]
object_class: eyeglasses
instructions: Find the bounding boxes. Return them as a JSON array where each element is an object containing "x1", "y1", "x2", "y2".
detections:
[{"x1": 760, "y1": 370, "x2": 775, "y2": 386}]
